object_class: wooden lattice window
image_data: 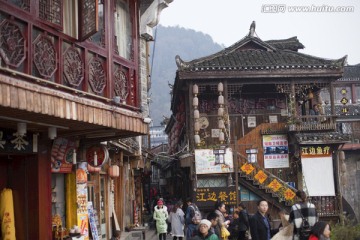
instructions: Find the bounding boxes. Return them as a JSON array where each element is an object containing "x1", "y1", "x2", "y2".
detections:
[
  {"x1": 7, "y1": 0, "x2": 30, "y2": 11},
  {"x1": 79, "y1": 0, "x2": 99, "y2": 41},
  {"x1": 39, "y1": 0, "x2": 63, "y2": 30}
]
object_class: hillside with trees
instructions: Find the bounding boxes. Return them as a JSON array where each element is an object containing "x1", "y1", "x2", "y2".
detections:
[{"x1": 149, "y1": 25, "x2": 224, "y2": 125}]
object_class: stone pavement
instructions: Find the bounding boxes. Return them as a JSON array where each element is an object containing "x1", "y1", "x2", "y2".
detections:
[
  {"x1": 146, "y1": 230, "x2": 178, "y2": 240},
  {"x1": 120, "y1": 227, "x2": 178, "y2": 240}
]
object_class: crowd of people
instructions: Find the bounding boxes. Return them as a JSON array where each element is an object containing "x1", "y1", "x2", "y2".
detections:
[{"x1": 151, "y1": 190, "x2": 332, "y2": 240}]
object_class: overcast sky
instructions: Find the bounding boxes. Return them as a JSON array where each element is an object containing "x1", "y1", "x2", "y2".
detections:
[{"x1": 159, "y1": 0, "x2": 360, "y2": 65}]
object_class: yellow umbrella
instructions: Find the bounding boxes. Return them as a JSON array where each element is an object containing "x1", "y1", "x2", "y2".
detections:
[{"x1": 0, "y1": 188, "x2": 16, "y2": 240}]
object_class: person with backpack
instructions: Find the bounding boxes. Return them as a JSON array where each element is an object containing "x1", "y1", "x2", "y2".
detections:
[
  {"x1": 289, "y1": 190, "x2": 318, "y2": 240},
  {"x1": 185, "y1": 197, "x2": 202, "y2": 239}
]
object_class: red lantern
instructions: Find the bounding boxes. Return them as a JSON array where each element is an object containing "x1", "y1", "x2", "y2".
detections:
[{"x1": 108, "y1": 165, "x2": 120, "y2": 178}]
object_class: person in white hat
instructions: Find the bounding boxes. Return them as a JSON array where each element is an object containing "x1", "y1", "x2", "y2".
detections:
[{"x1": 191, "y1": 219, "x2": 219, "y2": 240}]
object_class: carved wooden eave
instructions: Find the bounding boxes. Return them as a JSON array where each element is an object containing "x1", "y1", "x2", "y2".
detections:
[
  {"x1": 294, "y1": 132, "x2": 352, "y2": 145},
  {"x1": 0, "y1": 71, "x2": 148, "y2": 140},
  {"x1": 140, "y1": 0, "x2": 173, "y2": 41}
]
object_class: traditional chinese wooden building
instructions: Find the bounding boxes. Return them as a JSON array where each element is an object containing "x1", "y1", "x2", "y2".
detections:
[
  {"x1": 167, "y1": 22, "x2": 350, "y2": 219},
  {"x1": 0, "y1": 0, "x2": 172, "y2": 239}
]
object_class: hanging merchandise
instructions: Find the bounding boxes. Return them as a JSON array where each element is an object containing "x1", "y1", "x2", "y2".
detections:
[{"x1": 0, "y1": 188, "x2": 16, "y2": 240}]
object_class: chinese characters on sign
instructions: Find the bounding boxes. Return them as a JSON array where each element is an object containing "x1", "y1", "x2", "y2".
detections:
[
  {"x1": 0, "y1": 129, "x2": 33, "y2": 153},
  {"x1": 195, "y1": 187, "x2": 237, "y2": 207},
  {"x1": 301, "y1": 145, "x2": 331, "y2": 157},
  {"x1": 263, "y1": 135, "x2": 289, "y2": 168}
]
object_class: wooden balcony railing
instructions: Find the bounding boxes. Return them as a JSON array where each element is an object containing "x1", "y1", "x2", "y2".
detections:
[
  {"x1": 288, "y1": 115, "x2": 337, "y2": 132},
  {"x1": 309, "y1": 196, "x2": 340, "y2": 217}
]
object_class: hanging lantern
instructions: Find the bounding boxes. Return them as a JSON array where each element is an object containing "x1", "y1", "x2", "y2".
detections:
[
  {"x1": 218, "y1": 95, "x2": 224, "y2": 105},
  {"x1": 194, "y1": 110, "x2": 200, "y2": 119},
  {"x1": 193, "y1": 97, "x2": 199, "y2": 107},
  {"x1": 218, "y1": 119, "x2": 225, "y2": 129},
  {"x1": 193, "y1": 84, "x2": 199, "y2": 95},
  {"x1": 194, "y1": 121, "x2": 200, "y2": 132},
  {"x1": 219, "y1": 131, "x2": 225, "y2": 143},
  {"x1": 17, "y1": 122, "x2": 27, "y2": 136},
  {"x1": 87, "y1": 164, "x2": 101, "y2": 172},
  {"x1": 218, "y1": 82, "x2": 223, "y2": 92},
  {"x1": 218, "y1": 107, "x2": 224, "y2": 117},
  {"x1": 108, "y1": 165, "x2": 120, "y2": 178},
  {"x1": 194, "y1": 135, "x2": 201, "y2": 145}
]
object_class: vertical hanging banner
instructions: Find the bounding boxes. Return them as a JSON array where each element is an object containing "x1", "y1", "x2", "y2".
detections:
[
  {"x1": 76, "y1": 162, "x2": 89, "y2": 239},
  {"x1": 263, "y1": 134, "x2": 289, "y2": 168},
  {"x1": 0, "y1": 188, "x2": 16, "y2": 240}
]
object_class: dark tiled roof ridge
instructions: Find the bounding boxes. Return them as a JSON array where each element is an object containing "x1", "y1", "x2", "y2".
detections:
[
  {"x1": 281, "y1": 50, "x2": 347, "y2": 66},
  {"x1": 338, "y1": 64, "x2": 360, "y2": 80},
  {"x1": 265, "y1": 36, "x2": 305, "y2": 50},
  {"x1": 181, "y1": 36, "x2": 276, "y2": 67}
]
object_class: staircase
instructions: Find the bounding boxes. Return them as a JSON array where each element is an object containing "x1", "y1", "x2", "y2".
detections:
[
  {"x1": 237, "y1": 152, "x2": 297, "y2": 212},
  {"x1": 235, "y1": 122, "x2": 297, "y2": 212}
]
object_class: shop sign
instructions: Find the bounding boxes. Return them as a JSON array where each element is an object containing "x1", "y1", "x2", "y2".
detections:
[
  {"x1": 76, "y1": 162, "x2": 89, "y2": 239},
  {"x1": 0, "y1": 129, "x2": 33, "y2": 153},
  {"x1": 195, "y1": 148, "x2": 234, "y2": 174},
  {"x1": 301, "y1": 145, "x2": 332, "y2": 157},
  {"x1": 263, "y1": 134, "x2": 289, "y2": 168},
  {"x1": 194, "y1": 187, "x2": 237, "y2": 207},
  {"x1": 51, "y1": 138, "x2": 77, "y2": 173}
]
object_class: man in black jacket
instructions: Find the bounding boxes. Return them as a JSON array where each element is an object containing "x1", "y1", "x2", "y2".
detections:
[{"x1": 249, "y1": 199, "x2": 278, "y2": 240}]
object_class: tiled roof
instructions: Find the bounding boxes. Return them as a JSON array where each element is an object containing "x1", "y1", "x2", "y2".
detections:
[
  {"x1": 265, "y1": 37, "x2": 305, "y2": 51},
  {"x1": 337, "y1": 65, "x2": 360, "y2": 81},
  {"x1": 176, "y1": 36, "x2": 346, "y2": 73}
]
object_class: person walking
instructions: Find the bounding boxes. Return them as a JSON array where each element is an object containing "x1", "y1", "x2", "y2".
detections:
[
  {"x1": 308, "y1": 221, "x2": 331, "y2": 240},
  {"x1": 289, "y1": 190, "x2": 318, "y2": 240},
  {"x1": 185, "y1": 197, "x2": 202, "y2": 239},
  {"x1": 153, "y1": 199, "x2": 169, "y2": 240},
  {"x1": 271, "y1": 209, "x2": 293, "y2": 240},
  {"x1": 228, "y1": 210, "x2": 241, "y2": 240},
  {"x1": 207, "y1": 211, "x2": 220, "y2": 238},
  {"x1": 168, "y1": 201, "x2": 185, "y2": 240},
  {"x1": 191, "y1": 219, "x2": 219, "y2": 240},
  {"x1": 214, "y1": 201, "x2": 230, "y2": 240},
  {"x1": 236, "y1": 203, "x2": 249, "y2": 240},
  {"x1": 249, "y1": 199, "x2": 279, "y2": 240}
]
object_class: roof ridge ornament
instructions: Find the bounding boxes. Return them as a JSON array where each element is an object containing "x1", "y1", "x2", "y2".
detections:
[
  {"x1": 175, "y1": 55, "x2": 189, "y2": 70},
  {"x1": 249, "y1": 21, "x2": 256, "y2": 37}
]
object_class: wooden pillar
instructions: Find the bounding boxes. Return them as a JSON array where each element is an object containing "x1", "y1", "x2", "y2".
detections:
[
  {"x1": 37, "y1": 140, "x2": 52, "y2": 240},
  {"x1": 330, "y1": 83, "x2": 335, "y2": 115}
]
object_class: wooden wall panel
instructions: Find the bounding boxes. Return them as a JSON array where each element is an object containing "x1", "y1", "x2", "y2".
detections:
[
  {"x1": 26, "y1": 90, "x2": 34, "y2": 112},
  {"x1": 10, "y1": 86, "x2": 18, "y2": 108},
  {"x1": 18, "y1": 88, "x2": 27, "y2": 110},
  {"x1": 34, "y1": 92, "x2": 41, "y2": 113}
]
